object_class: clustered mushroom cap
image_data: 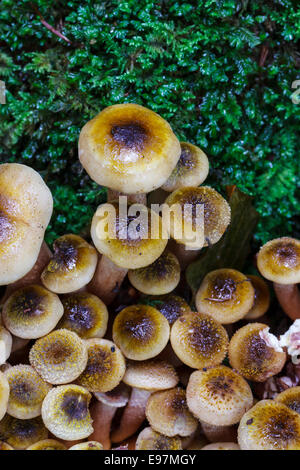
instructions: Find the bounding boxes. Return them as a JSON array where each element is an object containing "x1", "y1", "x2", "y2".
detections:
[
  {"x1": 78, "y1": 103, "x2": 181, "y2": 194},
  {"x1": 128, "y1": 251, "x2": 180, "y2": 295},
  {"x1": 244, "y1": 275, "x2": 270, "y2": 320},
  {"x1": 195, "y1": 268, "x2": 255, "y2": 324},
  {"x1": 0, "y1": 326, "x2": 12, "y2": 365},
  {"x1": 69, "y1": 441, "x2": 103, "y2": 450},
  {"x1": 0, "y1": 163, "x2": 53, "y2": 285},
  {"x1": 275, "y1": 386, "x2": 300, "y2": 414},
  {"x1": 2, "y1": 284, "x2": 64, "y2": 339},
  {"x1": 0, "y1": 441, "x2": 14, "y2": 450},
  {"x1": 145, "y1": 294, "x2": 191, "y2": 325},
  {"x1": 135, "y1": 427, "x2": 182, "y2": 450},
  {"x1": 0, "y1": 415, "x2": 48, "y2": 450},
  {"x1": 257, "y1": 237, "x2": 300, "y2": 284},
  {"x1": 201, "y1": 442, "x2": 240, "y2": 450},
  {"x1": 0, "y1": 371, "x2": 9, "y2": 421},
  {"x1": 26, "y1": 439, "x2": 67, "y2": 450},
  {"x1": 161, "y1": 142, "x2": 209, "y2": 192},
  {"x1": 123, "y1": 359, "x2": 178, "y2": 391}
]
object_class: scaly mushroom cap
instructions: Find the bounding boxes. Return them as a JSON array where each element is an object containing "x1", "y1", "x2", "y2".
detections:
[
  {"x1": 69, "y1": 441, "x2": 103, "y2": 450},
  {"x1": 162, "y1": 142, "x2": 209, "y2": 192},
  {"x1": 195, "y1": 268, "x2": 255, "y2": 324},
  {"x1": 78, "y1": 103, "x2": 181, "y2": 194},
  {"x1": 244, "y1": 275, "x2": 270, "y2": 320},
  {"x1": 0, "y1": 442, "x2": 14, "y2": 450},
  {"x1": 0, "y1": 371, "x2": 9, "y2": 420},
  {"x1": 0, "y1": 415, "x2": 48, "y2": 450},
  {"x1": 170, "y1": 312, "x2": 228, "y2": 369},
  {"x1": 0, "y1": 326, "x2": 12, "y2": 364},
  {"x1": 135, "y1": 427, "x2": 182, "y2": 450},
  {"x1": 113, "y1": 305, "x2": 170, "y2": 360},
  {"x1": 76, "y1": 338, "x2": 126, "y2": 393},
  {"x1": 27, "y1": 439, "x2": 67, "y2": 450},
  {"x1": 4, "y1": 365, "x2": 51, "y2": 419},
  {"x1": 91, "y1": 201, "x2": 168, "y2": 269},
  {"x1": 29, "y1": 329, "x2": 88, "y2": 384},
  {"x1": 202, "y1": 442, "x2": 240, "y2": 450},
  {"x1": 275, "y1": 386, "x2": 300, "y2": 414},
  {"x1": 146, "y1": 387, "x2": 198, "y2": 437},
  {"x1": 0, "y1": 163, "x2": 53, "y2": 285},
  {"x1": 2, "y1": 284, "x2": 64, "y2": 339},
  {"x1": 238, "y1": 400, "x2": 300, "y2": 450},
  {"x1": 142, "y1": 294, "x2": 191, "y2": 325},
  {"x1": 123, "y1": 359, "x2": 178, "y2": 391},
  {"x1": 58, "y1": 292, "x2": 108, "y2": 339},
  {"x1": 257, "y1": 237, "x2": 300, "y2": 284},
  {"x1": 165, "y1": 186, "x2": 231, "y2": 249},
  {"x1": 41, "y1": 385, "x2": 93, "y2": 441},
  {"x1": 128, "y1": 251, "x2": 180, "y2": 295},
  {"x1": 41, "y1": 234, "x2": 97, "y2": 294},
  {"x1": 228, "y1": 323, "x2": 286, "y2": 382},
  {"x1": 186, "y1": 366, "x2": 253, "y2": 426}
]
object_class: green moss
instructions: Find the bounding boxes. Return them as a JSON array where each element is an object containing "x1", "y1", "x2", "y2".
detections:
[{"x1": 0, "y1": 0, "x2": 299, "y2": 245}]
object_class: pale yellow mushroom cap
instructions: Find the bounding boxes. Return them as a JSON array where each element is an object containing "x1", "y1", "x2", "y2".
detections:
[
  {"x1": 201, "y1": 442, "x2": 240, "y2": 450},
  {"x1": 135, "y1": 427, "x2": 182, "y2": 450},
  {"x1": 69, "y1": 441, "x2": 103, "y2": 450},
  {"x1": 275, "y1": 386, "x2": 300, "y2": 414},
  {"x1": 0, "y1": 326, "x2": 12, "y2": 365},
  {"x1": 27, "y1": 439, "x2": 67, "y2": 450},
  {"x1": 257, "y1": 237, "x2": 300, "y2": 284},
  {"x1": 0, "y1": 415, "x2": 48, "y2": 450},
  {"x1": 0, "y1": 371, "x2": 9, "y2": 421},
  {"x1": 123, "y1": 359, "x2": 178, "y2": 391},
  {"x1": 244, "y1": 275, "x2": 270, "y2": 320}
]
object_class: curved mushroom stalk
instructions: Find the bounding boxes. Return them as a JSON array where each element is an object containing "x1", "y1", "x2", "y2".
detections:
[
  {"x1": 111, "y1": 388, "x2": 151, "y2": 444},
  {"x1": 88, "y1": 255, "x2": 128, "y2": 305},
  {"x1": 274, "y1": 283, "x2": 300, "y2": 321},
  {"x1": 168, "y1": 239, "x2": 201, "y2": 271}
]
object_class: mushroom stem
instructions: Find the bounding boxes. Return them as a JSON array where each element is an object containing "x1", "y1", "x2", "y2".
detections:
[
  {"x1": 107, "y1": 190, "x2": 147, "y2": 205},
  {"x1": 168, "y1": 239, "x2": 201, "y2": 270},
  {"x1": 111, "y1": 388, "x2": 151, "y2": 443},
  {"x1": 274, "y1": 283, "x2": 300, "y2": 321},
  {"x1": 89, "y1": 400, "x2": 117, "y2": 449}
]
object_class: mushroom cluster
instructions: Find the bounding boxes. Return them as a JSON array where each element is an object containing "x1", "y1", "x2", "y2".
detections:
[{"x1": 0, "y1": 104, "x2": 299, "y2": 451}]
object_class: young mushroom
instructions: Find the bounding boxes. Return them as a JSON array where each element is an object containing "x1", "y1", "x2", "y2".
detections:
[
  {"x1": 27, "y1": 439, "x2": 67, "y2": 450},
  {"x1": 135, "y1": 427, "x2": 182, "y2": 450},
  {"x1": 186, "y1": 366, "x2": 253, "y2": 426},
  {"x1": 238, "y1": 400, "x2": 300, "y2": 450},
  {"x1": 195, "y1": 268, "x2": 255, "y2": 324},
  {"x1": 140, "y1": 294, "x2": 191, "y2": 325},
  {"x1": 29, "y1": 329, "x2": 88, "y2": 384},
  {"x1": 112, "y1": 304, "x2": 170, "y2": 360},
  {"x1": 0, "y1": 415, "x2": 48, "y2": 450},
  {"x1": 244, "y1": 275, "x2": 270, "y2": 320},
  {"x1": 2, "y1": 284, "x2": 64, "y2": 339},
  {"x1": 228, "y1": 323, "x2": 286, "y2": 382},
  {"x1": 128, "y1": 251, "x2": 180, "y2": 295},
  {"x1": 0, "y1": 371, "x2": 9, "y2": 420},
  {"x1": 0, "y1": 326, "x2": 12, "y2": 365},
  {"x1": 275, "y1": 386, "x2": 300, "y2": 414},
  {"x1": 257, "y1": 237, "x2": 300, "y2": 320},
  {"x1": 123, "y1": 359, "x2": 179, "y2": 391},
  {"x1": 0, "y1": 163, "x2": 53, "y2": 285},
  {"x1": 41, "y1": 234, "x2": 98, "y2": 294}
]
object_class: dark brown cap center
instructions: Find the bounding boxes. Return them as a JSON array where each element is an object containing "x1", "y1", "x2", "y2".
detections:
[{"x1": 111, "y1": 123, "x2": 147, "y2": 150}]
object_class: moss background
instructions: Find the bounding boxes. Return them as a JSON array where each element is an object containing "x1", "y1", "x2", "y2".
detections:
[{"x1": 0, "y1": 0, "x2": 299, "y2": 246}]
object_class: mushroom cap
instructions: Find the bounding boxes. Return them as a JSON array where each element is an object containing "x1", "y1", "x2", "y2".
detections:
[
  {"x1": 186, "y1": 366, "x2": 253, "y2": 426},
  {"x1": 146, "y1": 387, "x2": 198, "y2": 437},
  {"x1": 244, "y1": 275, "x2": 270, "y2": 320},
  {"x1": 165, "y1": 186, "x2": 231, "y2": 249},
  {"x1": 0, "y1": 371, "x2": 9, "y2": 421},
  {"x1": 0, "y1": 163, "x2": 53, "y2": 285},
  {"x1": 170, "y1": 312, "x2": 228, "y2": 369},
  {"x1": 0, "y1": 415, "x2": 48, "y2": 450},
  {"x1": 123, "y1": 359, "x2": 178, "y2": 391},
  {"x1": 4, "y1": 365, "x2": 52, "y2": 419},
  {"x1": 91, "y1": 201, "x2": 168, "y2": 269},
  {"x1": 113, "y1": 305, "x2": 170, "y2": 360},
  {"x1": 41, "y1": 385, "x2": 93, "y2": 441},
  {"x1": 29, "y1": 329, "x2": 88, "y2": 385},
  {"x1": 27, "y1": 439, "x2": 67, "y2": 450},
  {"x1": 0, "y1": 326, "x2": 12, "y2": 364},
  {"x1": 2, "y1": 284, "x2": 64, "y2": 339},
  {"x1": 41, "y1": 234, "x2": 97, "y2": 294},
  {"x1": 69, "y1": 441, "x2": 103, "y2": 450},
  {"x1": 128, "y1": 251, "x2": 180, "y2": 295},
  {"x1": 257, "y1": 237, "x2": 300, "y2": 284},
  {"x1": 238, "y1": 400, "x2": 300, "y2": 450},
  {"x1": 141, "y1": 294, "x2": 191, "y2": 325},
  {"x1": 275, "y1": 386, "x2": 300, "y2": 414},
  {"x1": 201, "y1": 442, "x2": 240, "y2": 450},
  {"x1": 195, "y1": 268, "x2": 255, "y2": 324},
  {"x1": 78, "y1": 103, "x2": 181, "y2": 194},
  {"x1": 58, "y1": 292, "x2": 108, "y2": 339},
  {"x1": 76, "y1": 338, "x2": 126, "y2": 393},
  {"x1": 94, "y1": 382, "x2": 130, "y2": 407},
  {"x1": 162, "y1": 142, "x2": 209, "y2": 192},
  {"x1": 135, "y1": 427, "x2": 182, "y2": 450},
  {"x1": 228, "y1": 323, "x2": 286, "y2": 382},
  {"x1": 0, "y1": 441, "x2": 14, "y2": 450}
]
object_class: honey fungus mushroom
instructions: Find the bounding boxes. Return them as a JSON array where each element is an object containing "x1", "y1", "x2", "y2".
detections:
[
  {"x1": 69, "y1": 441, "x2": 103, "y2": 450},
  {"x1": 27, "y1": 439, "x2": 67, "y2": 450},
  {"x1": 58, "y1": 292, "x2": 108, "y2": 339},
  {"x1": 257, "y1": 237, "x2": 300, "y2": 320},
  {"x1": 113, "y1": 304, "x2": 170, "y2": 360},
  {"x1": 135, "y1": 427, "x2": 182, "y2": 450},
  {"x1": 0, "y1": 163, "x2": 53, "y2": 285},
  {"x1": 4, "y1": 365, "x2": 51, "y2": 419},
  {"x1": 195, "y1": 268, "x2": 255, "y2": 324},
  {"x1": 244, "y1": 275, "x2": 270, "y2": 320},
  {"x1": 238, "y1": 400, "x2": 300, "y2": 450},
  {"x1": 146, "y1": 387, "x2": 198, "y2": 437},
  {"x1": 41, "y1": 234, "x2": 97, "y2": 294},
  {"x1": 275, "y1": 386, "x2": 300, "y2": 414},
  {"x1": 78, "y1": 103, "x2": 180, "y2": 194},
  {"x1": 29, "y1": 329, "x2": 88, "y2": 384},
  {"x1": 0, "y1": 415, "x2": 48, "y2": 450},
  {"x1": 143, "y1": 294, "x2": 191, "y2": 325},
  {"x1": 0, "y1": 371, "x2": 9, "y2": 420},
  {"x1": 76, "y1": 338, "x2": 126, "y2": 393},
  {"x1": 128, "y1": 251, "x2": 180, "y2": 295},
  {"x1": 228, "y1": 323, "x2": 286, "y2": 382},
  {"x1": 0, "y1": 442, "x2": 14, "y2": 450},
  {"x1": 0, "y1": 326, "x2": 12, "y2": 365},
  {"x1": 2, "y1": 284, "x2": 64, "y2": 339},
  {"x1": 41, "y1": 385, "x2": 93, "y2": 441},
  {"x1": 201, "y1": 442, "x2": 240, "y2": 450},
  {"x1": 161, "y1": 142, "x2": 209, "y2": 192},
  {"x1": 186, "y1": 366, "x2": 253, "y2": 426}
]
